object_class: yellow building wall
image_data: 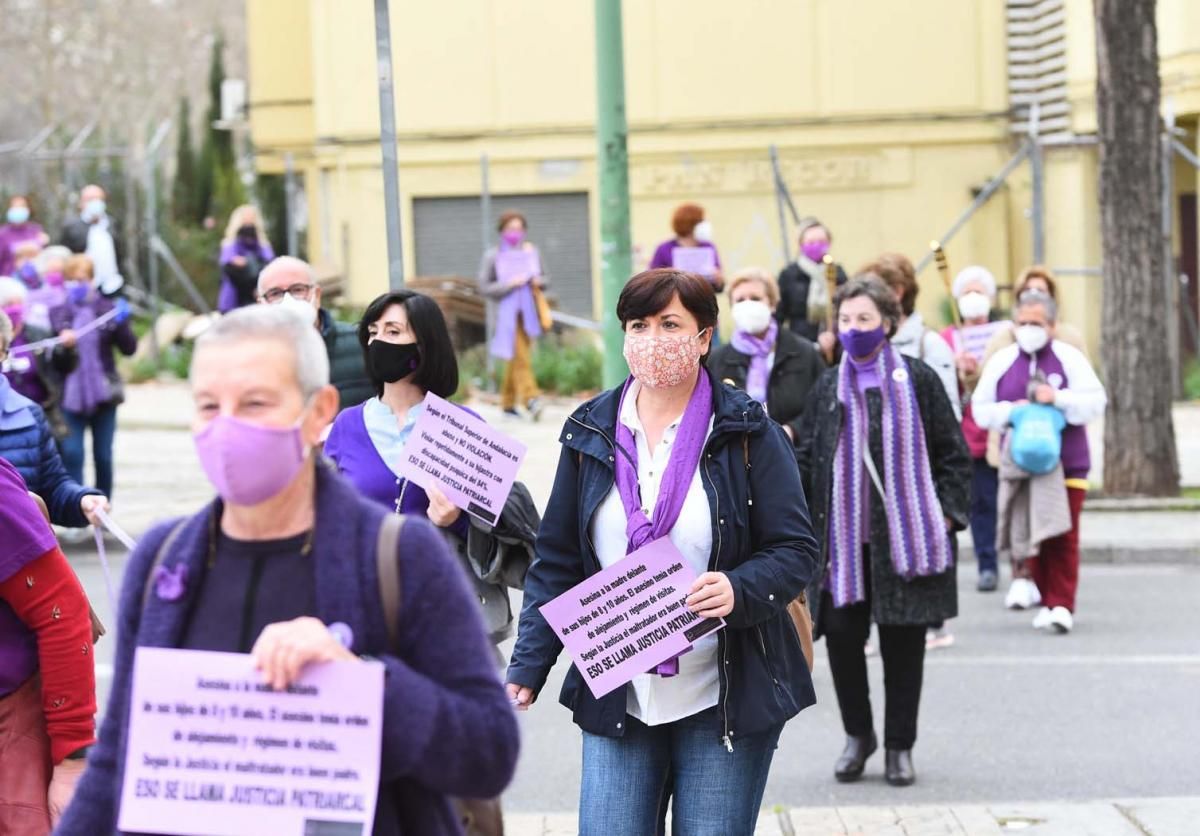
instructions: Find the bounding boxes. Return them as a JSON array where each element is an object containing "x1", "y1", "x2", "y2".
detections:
[{"x1": 246, "y1": 0, "x2": 1041, "y2": 338}]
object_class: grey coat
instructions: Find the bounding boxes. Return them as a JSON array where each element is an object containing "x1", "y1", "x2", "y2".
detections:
[{"x1": 796, "y1": 355, "x2": 971, "y2": 632}]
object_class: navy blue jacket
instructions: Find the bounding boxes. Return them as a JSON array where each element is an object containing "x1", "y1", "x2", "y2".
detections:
[
  {"x1": 507, "y1": 373, "x2": 818, "y2": 744},
  {"x1": 0, "y1": 400, "x2": 98, "y2": 527}
]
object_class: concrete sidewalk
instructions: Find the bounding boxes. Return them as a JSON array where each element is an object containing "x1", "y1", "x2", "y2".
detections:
[{"x1": 507, "y1": 796, "x2": 1199, "y2": 835}]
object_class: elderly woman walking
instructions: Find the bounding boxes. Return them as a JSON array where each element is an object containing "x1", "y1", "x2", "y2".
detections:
[
  {"x1": 56, "y1": 305, "x2": 519, "y2": 835},
  {"x1": 707, "y1": 266, "x2": 824, "y2": 443},
  {"x1": 797, "y1": 275, "x2": 970, "y2": 787}
]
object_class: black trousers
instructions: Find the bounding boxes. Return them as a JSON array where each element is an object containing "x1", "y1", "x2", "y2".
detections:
[{"x1": 821, "y1": 590, "x2": 926, "y2": 750}]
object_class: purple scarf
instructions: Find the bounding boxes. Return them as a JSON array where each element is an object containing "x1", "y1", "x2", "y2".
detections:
[
  {"x1": 828, "y1": 345, "x2": 952, "y2": 607},
  {"x1": 614, "y1": 369, "x2": 713, "y2": 675},
  {"x1": 730, "y1": 319, "x2": 778, "y2": 405},
  {"x1": 61, "y1": 298, "x2": 111, "y2": 415}
]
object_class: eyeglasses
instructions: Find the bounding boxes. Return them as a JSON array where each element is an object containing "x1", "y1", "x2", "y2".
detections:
[{"x1": 260, "y1": 283, "x2": 315, "y2": 304}]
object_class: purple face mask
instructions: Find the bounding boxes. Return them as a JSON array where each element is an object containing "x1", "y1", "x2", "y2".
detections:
[
  {"x1": 193, "y1": 414, "x2": 308, "y2": 506},
  {"x1": 501, "y1": 229, "x2": 526, "y2": 247},
  {"x1": 801, "y1": 240, "x2": 830, "y2": 262},
  {"x1": 838, "y1": 326, "x2": 887, "y2": 360}
]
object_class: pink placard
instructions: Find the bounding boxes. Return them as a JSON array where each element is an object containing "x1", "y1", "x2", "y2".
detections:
[
  {"x1": 117, "y1": 648, "x2": 383, "y2": 836},
  {"x1": 670, "y1": 246, "x2": 717, "y2": 276},
  {"x1": 494, "y1": 249, "x2": 540, "y2": 285},
  {"x1": 397, "y1": 393, "x2": 527, "y2": 525},
  {"x1": 958, "y1": 321, "x2": 1007, "y2": 362},
  {"x1": 538, "y1": 538, "x2": 725, "y2": 699}
]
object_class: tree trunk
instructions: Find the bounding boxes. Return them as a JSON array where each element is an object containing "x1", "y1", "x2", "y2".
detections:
[{"x1": 1094, "y1": 0, "x2": 1180, "y2": 496}]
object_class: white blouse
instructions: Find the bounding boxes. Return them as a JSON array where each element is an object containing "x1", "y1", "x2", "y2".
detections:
[{"x1": 591, "y1": 382, "x2": 719, "y2": 726}]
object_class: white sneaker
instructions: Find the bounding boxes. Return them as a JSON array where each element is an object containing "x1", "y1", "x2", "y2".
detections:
[
  {"x1": 1049, "y1": 606, "x2": 1074, "y2": 634},
  {"x1": 1032, "y1": 607, "x2": 1054, "y2": 630},
  {"x1": 1005, "y1": 578, "x2": 1042, "y2": 610},
  {"x1": 925, "y1": 627, "x2": 955, "y2": 650}
]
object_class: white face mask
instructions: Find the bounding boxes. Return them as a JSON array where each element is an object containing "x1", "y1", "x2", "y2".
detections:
[
  {"x1": 692, "y1": 220, "x2": 713, "y2": 243},
  {"x1": 1014, "y1": 324, "x2": 1049, "y2": 354},
  {"x1": 957, "y1": 291, "x2": 991, "y2": 320},
  {"x1": 732, "y1": 299, "x2": 773, "y2": 335},
  {"x1": 277, "y1": 291, "x2": 317, "y2": 325}
]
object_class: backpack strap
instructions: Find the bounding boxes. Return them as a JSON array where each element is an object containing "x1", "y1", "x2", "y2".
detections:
[
  {"x1": 140, "y1": 518, "x2": 190, "y2": 611},
  {"x1": 375, "y1": 514, "x2": 407, "y2": 650}
]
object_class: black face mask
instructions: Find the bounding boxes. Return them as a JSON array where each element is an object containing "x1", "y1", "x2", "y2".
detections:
[
  {"x1": 368, "y1": 340, "x2": 421, "y2": 384},
  {"x1": 237, "y1": 224, "x2": 258, "y2": 245}
]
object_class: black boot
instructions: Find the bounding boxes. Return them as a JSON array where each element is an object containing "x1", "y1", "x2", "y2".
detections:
[
  {"x1": 834, "y1": 733, "x2": 877, "y2": 783},
  {"x1": 885, "y1": 749, "x2": 916, "y2": 786}
]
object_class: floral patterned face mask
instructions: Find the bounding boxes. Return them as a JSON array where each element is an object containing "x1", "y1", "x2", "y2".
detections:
[{"x1": 622, "y1": 328, "x2": 709, "y2": 389}]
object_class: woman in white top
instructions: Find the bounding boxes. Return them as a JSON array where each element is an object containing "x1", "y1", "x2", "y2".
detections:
[{"x1": 506, "y1": 268, "x2": 818, "y2": 836}]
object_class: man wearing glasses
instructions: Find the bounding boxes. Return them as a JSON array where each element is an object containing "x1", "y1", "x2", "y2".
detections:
[{"x1": 256, "y1": 257, "x2": 373, "y2": 410}]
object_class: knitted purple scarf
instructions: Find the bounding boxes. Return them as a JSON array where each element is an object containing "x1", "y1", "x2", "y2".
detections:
[
  {"x1": 614, "y1": 369, "x2": 713, "y2": 674},
  {"x1": 828, "y1": 345, "x2": 952, "y2": 607},
  {"x1": 730, "y1": 318, "x2": 778, "y2": 405}
]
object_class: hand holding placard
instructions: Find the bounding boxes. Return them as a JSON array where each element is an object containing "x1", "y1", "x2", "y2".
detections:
[
  {"x1": 538, "y1": 538, "x2": 725, "y2": 699},
  {"x1": 397, "y1": 394, "x2": 527, "y2": 525}
]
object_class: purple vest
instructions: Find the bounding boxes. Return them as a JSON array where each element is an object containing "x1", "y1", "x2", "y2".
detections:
[{"x1": 995, "y1": 344, "x2": 1091, "y2": 479}]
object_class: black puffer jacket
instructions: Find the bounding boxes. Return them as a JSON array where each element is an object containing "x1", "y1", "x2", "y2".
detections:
[
  {"x1": 707, "y1": 327, "x2": 825, "y2": 442},
  {"x1": 318, "y1": 308, "x2": 373, "y2": 410},
  {"x1": 796, "y1": 355, "x2": 971, "y2": 632}
]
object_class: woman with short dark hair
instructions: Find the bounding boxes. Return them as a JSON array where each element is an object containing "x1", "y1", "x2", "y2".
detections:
[
  {"x1": 506, "y1": 268, "x2": 817, "y2": 835},
  {"x1": 796, "y1": 275, "x2": 970, "y2": 787},
  {"x1": 324, "y1": 290, "x2": 534, "y2": 650}
]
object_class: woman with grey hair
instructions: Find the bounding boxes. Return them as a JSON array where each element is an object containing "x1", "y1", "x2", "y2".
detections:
[
  {"x1": 57, "y1": 305, "x2": 519, "y2": 835},
  {"x1": 797, "y1": 275, "x2": 970, "y2": 787}
]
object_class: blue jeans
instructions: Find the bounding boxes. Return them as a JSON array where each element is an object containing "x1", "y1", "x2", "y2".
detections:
[
  {"x1": 970, "y1": 457, "x2": 999, "y2": 575},
  {"x1": 62, "y1": 404, "x2": 118, "y2": 498},
  {"x1": 579, "y1": 707, "x2": 782, "y2": 836}
]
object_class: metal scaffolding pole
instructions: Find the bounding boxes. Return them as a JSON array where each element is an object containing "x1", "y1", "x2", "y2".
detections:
[
  {"x1": 143, "y1": 119, "x2": 172, "y2": 366},
  {"x1": 480, "y1": 153, "x2": 496, "y2": 391},
  {"x1": 284, "y1": 152, "x2": 298, "y2": 256},
  {"x1": 595, "y1": 0, "x2": 634, "y2": 389},
  {"x1": 1028, "y1": 102, "x2": 1046, "y2": 265},
  {"x1": 374, "y1": 0, "x2": 405, "y2": 290}
]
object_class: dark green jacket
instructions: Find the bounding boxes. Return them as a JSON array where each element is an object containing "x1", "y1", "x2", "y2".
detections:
[{"x1": 319, "y1": 308, "x2": 373, "y2": 410}]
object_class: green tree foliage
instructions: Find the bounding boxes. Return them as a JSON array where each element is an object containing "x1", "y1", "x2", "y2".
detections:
[
  {"x1": 194, "y1": 30, "x2": 244, "y2": 224},
  {"x1": 172, "y1": 97, "x2": 198, "y2": 223}
]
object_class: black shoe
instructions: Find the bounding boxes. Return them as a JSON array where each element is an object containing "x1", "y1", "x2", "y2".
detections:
[
  {"x1": 977, "y1": 569, "x2": 998, "y2": 592},
  {"x1": 885, "y1": 749, "x2": 916, "y2": 786},
  {"x1": 502, "y1": 407, "x2": 521, "y2": 417},
  {"x1": 834, "y1": 733, "x2": 877, "y2": 783}
]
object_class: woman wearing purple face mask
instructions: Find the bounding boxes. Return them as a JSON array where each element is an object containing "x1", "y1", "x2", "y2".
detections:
[
  {"x1": 56, "y1": 305, "x2": 520, "y2": 836},
  {"x1": 507, "y1": 268, "x2": 817, "y2": 836},
  {"x1": 776, "y1": 217, "x2": 848, "y2": 346},
  {"x1": 795, "y1": 274, "x2": 970, "y2": 788},
  {"x1": 478, "y1": 209, "x2": 549, "y2": 420}
]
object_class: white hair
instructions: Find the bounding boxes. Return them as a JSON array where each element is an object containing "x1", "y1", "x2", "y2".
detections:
[
  {"x1": 257, "y1": 255, "x2": 317, "y2": 297},
  {"x1": 0, "y1": 309, "x2": 10, "y2": 353},
  {"x1": 193, "y1": 304, "x2": 329, "y2": 398},
  {"x1": 952, "y1": 265, "x2": 997, "y2": 299},
  {"x1": 0, "y1": 276, "x2": 28, "y2": 308}
]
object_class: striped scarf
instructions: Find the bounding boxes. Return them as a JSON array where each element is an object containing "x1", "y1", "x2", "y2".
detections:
[{"x1": 828, "y1": 346, "x2": 952, "y2": 607}]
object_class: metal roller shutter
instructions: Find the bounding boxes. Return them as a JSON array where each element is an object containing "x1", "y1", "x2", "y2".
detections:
[{"x1": 413, "y1": 191, "x2": 593, "y2": 318}]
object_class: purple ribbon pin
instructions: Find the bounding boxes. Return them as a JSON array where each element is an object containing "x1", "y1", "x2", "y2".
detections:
[{"x1": 153, "y1": 563, "x2": 188, "y2": 602}]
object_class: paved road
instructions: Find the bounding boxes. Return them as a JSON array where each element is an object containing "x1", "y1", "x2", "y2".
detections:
[{"x1": 64, "y1": 389, "x2": 1200, "y2": 818}]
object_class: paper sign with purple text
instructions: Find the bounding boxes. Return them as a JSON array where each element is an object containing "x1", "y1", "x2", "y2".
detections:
[
  {"x1": 670, "y1": 246, "x2": 717, "y2": 276},
  {"x1": 397, "y1": 393, "x2": 527, "y2": 525},
  {"x1": 538, "y1": 537, "x2": 725, "y2": 699},
  {"x1": 117, "y1": 648, "x2": 383, "y2": 836}
]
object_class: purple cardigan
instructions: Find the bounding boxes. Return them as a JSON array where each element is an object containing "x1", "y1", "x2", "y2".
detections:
[
  {"x1": 324, "y1": 401, "x2": 473, "y2": 540},
  {"x1": 56, "y1": 463, "x2": 519, "y2": 836},
  {"x1": 48, "y1": 297, "x2": 138, "y2": 382},
  {"x1": 0, "y1": 221, "x2": 45, "y2": 276}
]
